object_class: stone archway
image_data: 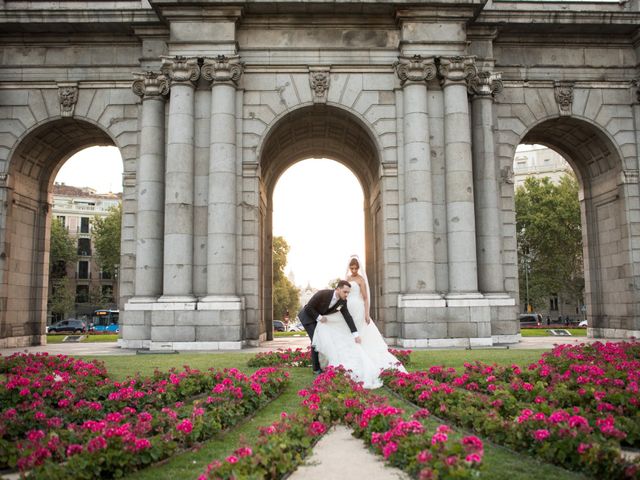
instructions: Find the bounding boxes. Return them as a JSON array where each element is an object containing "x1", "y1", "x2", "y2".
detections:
[
  {"x1": 519, "y1": 116, "x2": 639, "y2": 337},
  {"x1": 1, "y1": 118, "x2": 116, "y2": 347},
  {"x1": 257, "y1": 105, "x2": 383, "y2": 341}
]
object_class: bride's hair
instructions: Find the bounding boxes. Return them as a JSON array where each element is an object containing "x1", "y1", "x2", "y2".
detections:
[
  {"x1": 346, "y1": 254, "x2": 371, "y2": 319},
  {"x1": 349, "y1": 257, "x2": 360, "y2": 270}
]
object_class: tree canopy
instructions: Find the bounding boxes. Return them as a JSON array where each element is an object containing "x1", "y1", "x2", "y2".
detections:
[
  {"x1": 49, "y1": 218, "x2": 77, "y2": 277},
  {"x1": 92, "y1": 204, "x2": 122, "y2": 277},
  {"x1": 273, "y1": 236, "x2": 300, "y2": 322},
  {"x1": 515, "y1": 174, "x2": 584, "y2": 311}
]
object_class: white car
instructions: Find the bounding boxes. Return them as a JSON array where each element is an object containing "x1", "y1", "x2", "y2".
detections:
[
  {"x1": 288, "y1": 322, "x2": 305, "y2": 332},
  {"x1": 578, "y1": 320, "x2": 587, "y2": 327}
]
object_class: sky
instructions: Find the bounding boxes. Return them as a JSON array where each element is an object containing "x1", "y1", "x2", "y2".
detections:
[{"x1": 55, "y1": 149, "x2": 365, "y2": 289}]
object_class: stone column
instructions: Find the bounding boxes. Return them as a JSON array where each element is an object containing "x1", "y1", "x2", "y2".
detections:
[
  {"x1": 159, "y1": 56, "x2": 200, "y2": 302},
  {"x1": 439, "y1": 56, "x2": 480, "y2": 295},
  {"x1": 201, "y1": 55, "x2": 244, "y2": 301},
  {"x1": 469, "y1": 71, "x2": 505, "y2": 294},
  {"x1": 394, "y1": 55, "x2": 438, "y2": 294},
  {"x1": 131, "y1": 72, "x2": 169, "y2": 301}
]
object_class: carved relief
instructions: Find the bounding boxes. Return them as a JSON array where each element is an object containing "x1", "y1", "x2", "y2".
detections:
[
  {"x1": 57, "y1": 84, "x2": 78, "y2": 118},
  {"x1": 633, "y1": 78, "x2": 640, "y2": 104},
  {"x1": 201, "y1": 55, "x2": 244, "y2": 85},
  {"x1": 309, "y1": 69, "x2": 330, "y2": 103},
  {"x1": 468, "y1": 70, "x2": 503, "y2": 97},
  {"x1": 621, "y1": 169, "x2": 639, "y2": 185},
  {"x1": 161, "y1": 56, "x2": 200, "y2": 85},
  {"x1": 393, "y1": 55, "x2": 437, "y2": 85},
  {"x1": 500, "y1": 165, "x2": 515, "y2": 185},
  {"x1": 554, "y1": 81, "x2": 574, "y2": 116},
  {"x1": 131, "y1": 71, "x2": 170, "y2": 98},
  {"x1": 0, "y1": 172, "x2": 7, "y2": 187},
  {"x1": 438, "y1": 56, "x2": 477, "y2": 85}
]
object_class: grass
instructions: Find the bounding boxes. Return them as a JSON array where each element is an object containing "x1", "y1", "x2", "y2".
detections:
[
  {"x1": 69, "y1": 348, "x2": 589, "y2": 479},
  {"x1": 46, "y1": 334, "x2": 119, "y2": 344},
  {"x1": 274, "y1": 330, "x2": 308, "y2": 338},
  {"x1": 520, "y1": 328, "x2": 586, "y2": 337}
]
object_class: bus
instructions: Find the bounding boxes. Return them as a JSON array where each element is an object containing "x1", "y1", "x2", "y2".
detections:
[{"x1": 91, "y1": 309, "x2": 119, "y2": 333}]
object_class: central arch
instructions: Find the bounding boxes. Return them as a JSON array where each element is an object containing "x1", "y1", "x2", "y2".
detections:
[
  {"x1": 519, "y1": 115, "x2": 635, "y2": 335},
  {"x1": 258, "y1": 104, "x2": 383, "y2": 340}
]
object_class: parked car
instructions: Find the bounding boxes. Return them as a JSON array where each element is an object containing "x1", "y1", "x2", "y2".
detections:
[
  {"x1": 47, "y1": 319, "x2": 88, "y2": 334},
  {"x1": 578, "y1": 319, "x2": 588, "y2": 327},
  {"x1": 519, "y1": 313, "x2": 542, "y2": 327},
  {"x1": 273, "y1": 320, "x2": 286, "y2": 332},
  {"x1": 288, "y1": 321, "x2": 304, "y2": 332}
]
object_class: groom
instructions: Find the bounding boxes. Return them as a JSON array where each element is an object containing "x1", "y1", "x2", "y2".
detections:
[{"x1": 297, "y1": 280, "x2": 361, "y2": 374}]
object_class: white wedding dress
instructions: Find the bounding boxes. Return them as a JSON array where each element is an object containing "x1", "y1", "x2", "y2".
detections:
[{"x1": 312, "y1": 281, "x2": 406, "y2": 389}]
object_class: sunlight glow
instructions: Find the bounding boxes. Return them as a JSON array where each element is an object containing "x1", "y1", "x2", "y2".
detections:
[
  {"x1": 55, "y1": 146, "x2": 123, "y2": 193},
  {"x1": 273, "y1": 159, "x2": 365, "y2": 289}
]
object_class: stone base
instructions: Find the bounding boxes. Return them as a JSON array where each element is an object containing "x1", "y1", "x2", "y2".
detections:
[
  {"x1": 588, "y1": 327, "x2": 640, "y2": 339},
  {"x1": 492, "y1": 333, "x2": 522, "y2": 345},
  {"x1": 122, "y1": 298, "x2": 245, "y2": 347},
  {"x1": 0, "y1": 334, "x2": 46, "y2": 348},
  {"x1": 396, "y1": 293, "x2": 517, "y2": 348}
]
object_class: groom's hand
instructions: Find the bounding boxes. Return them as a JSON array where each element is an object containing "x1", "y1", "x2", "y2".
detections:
[
  {"x1": 354, "y1": 337, "x2": 362, "y2": 344},
  {"x1": 319, "y1": 316, "x2": 327, "y2": 323}
]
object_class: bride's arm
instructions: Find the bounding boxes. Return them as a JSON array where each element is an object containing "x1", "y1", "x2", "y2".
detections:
[{"x1": 357, "y1": 276, "x2": 371, "y2": 324}]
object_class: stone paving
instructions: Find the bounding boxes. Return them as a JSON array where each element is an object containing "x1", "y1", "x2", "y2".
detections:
[{"x1": 0, "y1": 334, "x2": 619, "y2": 357}]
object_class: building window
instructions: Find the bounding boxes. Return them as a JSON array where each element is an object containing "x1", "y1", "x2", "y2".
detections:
[
  {"x1": 100, "y1": 269, "x2": 112, "y2": 280},
  {"x1": 78, "y1": 238, "x2": 91, "y2": 256},
  {"x1": 550, "y1": 295, "x2": 559, "y2": 311},
  {"x1": 80, "y1": 217, "x2": 90, "y2": 234},
  {"x1": 78, "y1": 261, "x2": 89, "y2": 280},
  {"x1": 56, "y1": 216, "x2": 66, "y2": 228},
  {"x1": 76, "y1": 285, "x2": 89, "y2": 303}
]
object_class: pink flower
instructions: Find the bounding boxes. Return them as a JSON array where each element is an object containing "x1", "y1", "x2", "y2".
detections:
[
  {"x1": 417, "y1": 450, "x2": 433, "y2": 463},
  {"x1": 176, "y1": 419, "x2": 193, "y2": 435},
  {"x1": 462, "y1": 435, "x2": 483, "y2": 452},
  {"x1": 87, "y1": 436, "x2": 108, "y2": 452},
  {"x1": 466, "y1": 453, "x2": 482, "y2": 464},
  {"x1": 382, "y1": 441, "x2": 398, "y2": 459},
  {"x1": 309, "y1": 421, "x2": 327, "y2": 436},
  {"x1": 533, "y1": 429, "x2": 550, "y2": 441},
  {"x1": 226, "y1": 455, "x2": 238, "y2": 464},
  {"x1": 134, "y1": 438, "x2": 152, "y2": 451},
  {"x1": 66, "y1": 444, "x2": 83, "y2": 456},
  {"x1": 577, "y1": 443, "x2": 591, "y2": 454},
  {"x1": 431, "y1": 432, "x2": 448, "y2": 445},
  {"x1": 235, "y1": 447, "x2": 253, "y2": 457}
]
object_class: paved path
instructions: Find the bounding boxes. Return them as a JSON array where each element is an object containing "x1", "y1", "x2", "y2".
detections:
[
  {"x1": 288, "y1": 425, "x2": 409, "y2": 480},
  {"x1": 0, "y1": 335, "x2": 621, "y2": 357}
]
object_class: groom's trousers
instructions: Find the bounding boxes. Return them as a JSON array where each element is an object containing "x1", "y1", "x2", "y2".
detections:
[{"x1": 299, "y1": 318, "x2": 322, "y2": 372}]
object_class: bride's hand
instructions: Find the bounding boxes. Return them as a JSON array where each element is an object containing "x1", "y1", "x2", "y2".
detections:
[{"x1": 366, "y1": 316, "x2": 372, "y2": 325}]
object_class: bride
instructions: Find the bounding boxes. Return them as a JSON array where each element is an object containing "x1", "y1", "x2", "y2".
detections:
[{"x1": 312, "y1": 256, "x2": 406, "y2": 389}]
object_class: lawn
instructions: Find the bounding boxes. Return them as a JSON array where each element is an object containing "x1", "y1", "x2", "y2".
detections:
[
  {"x1": 520, "y1": 328, "x2": 586, "y2": 337},
  {"x1": 67, "y1": 348, "x2": 590, "y2": 480},
  {"x1": 46, "y1": 333, "x2": 119, "y2": 343},
  {"x1": 274, "y1": 330, "x2": 308, "y2": 338}
]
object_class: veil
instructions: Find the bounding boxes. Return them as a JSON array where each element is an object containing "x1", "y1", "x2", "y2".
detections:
[{"x1": 345, "y1": 254, "x2": 371, "y2": 320}]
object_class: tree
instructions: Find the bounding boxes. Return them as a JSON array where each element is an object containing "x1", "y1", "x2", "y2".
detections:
[
  {"x1": 49, "y1": 218, "x2": 77, "y2": 278},
  {"x1": 515, "y1": 174, "x2": 584, "y2": 311},
  {"x1": 49, "y1": 278, "x2": 75, "y2": 321},
  {"x1": 273, "y1": 236, "x2": 300, "y2": 322},
  {"x1": 92, "y1": 204, "x2": 122, "y2": 277}
]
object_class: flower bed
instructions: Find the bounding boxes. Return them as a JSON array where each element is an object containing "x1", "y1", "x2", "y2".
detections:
[
  {"x1": 247, "y1": 347, "x2": 411, "y2": 368},
  {"x1": 0, "y1": 353, "x2": 289, "y2": 479},
  {"x1": 382, "y1": 341, "x2": 640, "y2": 479},
  {"x1": 199, "y1": 367, "x2": 483, "y2": 479}
]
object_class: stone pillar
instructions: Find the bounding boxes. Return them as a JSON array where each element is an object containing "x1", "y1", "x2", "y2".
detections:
[
  {"x1": 201, "y1": 55, "x2": 244, "y2": 303},
  {"x1": 160, "y1": 56, "x2": 200, "y2": 302},
  {"x1": 439, "y1": 56, "x2": 480, "y2": 295},
  {"x1": 394, "y1": 55, "x2": 438, "y2": 294},
  {"x1": 131, "y1": 72, "x2": 169, "y2": 301},
  {"x1": 469, "y1": 71, "x2": 505, "y2": 294}
]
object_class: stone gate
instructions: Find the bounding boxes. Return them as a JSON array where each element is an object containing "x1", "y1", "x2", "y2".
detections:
[{"x1": 1, "y1": 0, "x2": 639, "y2": 349}]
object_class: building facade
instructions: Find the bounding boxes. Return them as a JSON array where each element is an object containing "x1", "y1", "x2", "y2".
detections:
[
  {"x1": 49, "y1": 183, "x2": 121, "y2": 322},
  {"x1": 513, "y1": 145, "x2": 573, "y2": 189},
  {"x1": 1, "y1": 0, "x2": 640, "y2": 349}
]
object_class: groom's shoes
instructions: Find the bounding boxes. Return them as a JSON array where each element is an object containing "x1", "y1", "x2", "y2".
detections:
[{"x1": 313, "y1": 369, "x2": 323, "y2": 375}]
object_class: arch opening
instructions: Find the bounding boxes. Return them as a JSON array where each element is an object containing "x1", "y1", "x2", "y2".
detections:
[
  {"x1": 256, "y1": 104, "x2": 383, "y2": 341},
  {"x1": 2, "y1": 119, "x2": 118, "y2": 347},
  {"x1": 515, "y1": 116, "x2": 635, "y2": 336}
]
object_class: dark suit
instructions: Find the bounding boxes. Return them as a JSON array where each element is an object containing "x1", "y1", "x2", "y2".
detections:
[{"x1": 297, "y1": 289, "x2": 357, "y2": 371}]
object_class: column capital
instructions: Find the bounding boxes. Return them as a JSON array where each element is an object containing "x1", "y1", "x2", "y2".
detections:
[
  {"x1": 202, "y1": 55, "x2": 244, "y2": 86},
  {"x1": 132, "y1": 71, "x2": 170, "y2": 98},
  {"x1": 393, "y1": 55, "x2": 437, "y2": 86},
  {"x1": 468, "y1": 71, "x2": 503, "y2": 98},
  {"x1": 438, "y1": 56, "x2": 477, "y2": 86},
  {"x1": 631, "y1": 77, "x2": 640, "y2": 104},
  {"x1": 161, "y1": 56, "x2": 200, "y2": 86}
]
